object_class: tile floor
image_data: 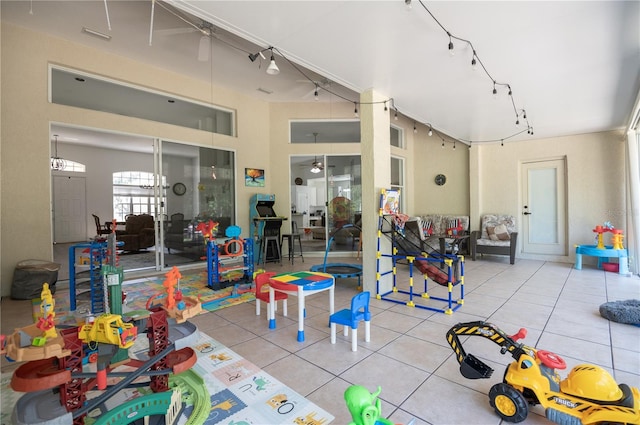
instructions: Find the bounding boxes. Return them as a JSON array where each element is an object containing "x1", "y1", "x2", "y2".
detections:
[{"x1": 2, "y1": 256, "x2": 639, "y2": 424}]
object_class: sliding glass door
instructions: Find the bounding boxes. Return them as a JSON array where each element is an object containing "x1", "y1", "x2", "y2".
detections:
[
  {"x1": 290, "y1": 154, "x2": 361, "y2": 254},
  {"x1": 159, "y1": 141, "x2": 235, "y2": 268}
]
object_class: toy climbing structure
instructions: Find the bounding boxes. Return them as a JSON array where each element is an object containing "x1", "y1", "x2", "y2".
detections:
[{"x1": 376, "y1": 189, "x2": 465, "y2": 314}]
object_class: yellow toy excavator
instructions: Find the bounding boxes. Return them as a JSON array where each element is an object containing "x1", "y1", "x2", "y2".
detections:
[
  {"x1": 78, "y1": 314, "x2": 137, "y2": 349},
  {"x1": 446, "y1": 321, "x2": 639, "y2": 424}
]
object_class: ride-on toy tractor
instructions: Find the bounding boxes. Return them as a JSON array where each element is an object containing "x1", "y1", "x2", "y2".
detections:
[{"x1": 446, "y1": 321, "x2": 639, "y2": 424}]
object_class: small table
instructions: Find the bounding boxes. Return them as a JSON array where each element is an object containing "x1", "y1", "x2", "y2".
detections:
[
  {"x1": 575, "y1": 244, "x2": 629, "y2": 275},
  {"x1": 437, "y1": 234, "x2": 469, "y2": 255},
  {"x1": 269, "y1": 271, "x2": 335, "y2": 342}
]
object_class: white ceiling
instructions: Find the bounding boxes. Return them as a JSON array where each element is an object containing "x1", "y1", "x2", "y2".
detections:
[{"x1": 3, "y1": 1, "x2": 639, "y2": 146}]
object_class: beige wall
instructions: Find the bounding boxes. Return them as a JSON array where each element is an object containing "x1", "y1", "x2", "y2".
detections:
[
  {"x1": 470, "y1": 130, "x2": 626, "y2": 262},
  {"x1": 0, "y1": 23, "x2": 272, "y2": 296},
  {"x1": 411, "y1": 133, "x2": 470, "y2": 215}
]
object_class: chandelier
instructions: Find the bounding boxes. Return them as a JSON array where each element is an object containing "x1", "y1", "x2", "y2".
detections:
[{"x1": 50, "y1": 134, "x2": 66, "y2": 171}]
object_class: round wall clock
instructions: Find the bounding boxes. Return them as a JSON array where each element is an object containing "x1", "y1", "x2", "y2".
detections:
[
  {"x1": 295, "y1": 177, "x2": 303, "y2": 185},
  {"x1": 435, "y1": 174, "x2": 447, "y2": 186},
  {"x1": 172, "y1": 182, "x2": 187, "y2": 196}
]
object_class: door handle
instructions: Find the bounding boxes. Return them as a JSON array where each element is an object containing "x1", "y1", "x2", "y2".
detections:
[{"x1": 523, "y1": 212, "x2": 532, "y2": 215}]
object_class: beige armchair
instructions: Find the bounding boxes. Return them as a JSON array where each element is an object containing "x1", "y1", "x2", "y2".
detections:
[{"x1": 470, "y1": 214, "x2": 518, "y2": 264}]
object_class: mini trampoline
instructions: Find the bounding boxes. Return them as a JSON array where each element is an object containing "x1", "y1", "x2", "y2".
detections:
[{"x1": 310, "y1": 224, "x2": 363, "y2": 287}]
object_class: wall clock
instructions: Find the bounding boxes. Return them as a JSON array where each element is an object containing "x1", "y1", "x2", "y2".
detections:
[
  {"x1": 295, "y1": 177, "x2": 303, "y2": 185},
  {"x1": 172, "y1": 182, "x2": 187, "y2": 196},
  {"x1": 435, "y1": 174, "x2": 447, "y2": 186}
]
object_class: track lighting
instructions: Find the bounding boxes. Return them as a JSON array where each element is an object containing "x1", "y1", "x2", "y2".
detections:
[
  {"x1": 428, "y1": 126, "x2": 433, "y2": 137},
  {"x1": 413, "y1": 122, "x2": 417, "y2": 133},
  {"x1": 354, "y1": 103, "x2": 359, "y2": 117},
  {"x1": 248, "y1": 50, "x2": 266, "y2": 62},
  {"x1": 384, "y1": 102, "x2": 388, "y2": 111},
  {"x1": 448, "y1": 34, "x2": 454, "y2": 56},
  {"x1": 266, "y1": 52, "x2": 279, "y2": 75},
  {"x1": 314, "y1": 84, "x2": 319, "y2": 101},
  {"x1": 471, "y1": 51, "x2": 477, "y2": 70},
  {"x1": 405, "y1": 0, "x2": 412, "y2": 10},
  {"x1": 394, "y1": 108, "x2": 398, "y2": 120},
  {"x1": 508, "y1": 85, "x2": 513, "y2": 96},
  {"x1": 441, "y1": 140, "x2": 445, "y2": 148},
  {"x1": 516, "y1": 119, "x2": 520, "y2": 125},
  {"x1": 453, "y1": 141, "x2": 456, "y2": 149},
  {"x1": 492, "y1": 82, "x2": 497, "y2": 98}
]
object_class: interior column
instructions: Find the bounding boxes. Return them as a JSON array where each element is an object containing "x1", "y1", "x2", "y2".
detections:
[{"x1": 360, "y1": 89, "x2": 392, "y2": 295}]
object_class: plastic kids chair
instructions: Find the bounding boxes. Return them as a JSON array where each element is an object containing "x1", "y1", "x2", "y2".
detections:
[
  {"x1": 254, "y1": 272, "x2": 288, "y2": 320},
  {"x1": 329, "y1": 291, "x2": 371, "y2": 351}
]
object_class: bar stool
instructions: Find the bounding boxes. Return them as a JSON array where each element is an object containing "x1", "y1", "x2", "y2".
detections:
[
  {"x1": 260, "y1": 235, "x2": 281, "y2": 264},
  {"x1": 281, "y1": 221, "x2": 304, "y2": 263}
]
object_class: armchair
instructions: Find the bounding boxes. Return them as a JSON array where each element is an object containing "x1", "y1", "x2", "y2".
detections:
[
  {"x1": 116, "y1": 214, "x2": 155, "y2": 252},
  {"x1": 470, "y1": 214, "x2": 518, "y2": 264}
]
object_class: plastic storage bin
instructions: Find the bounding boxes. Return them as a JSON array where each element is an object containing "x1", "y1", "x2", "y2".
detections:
[{"x1": 11, "y1": 260, "x2": 60, "y2": 300}]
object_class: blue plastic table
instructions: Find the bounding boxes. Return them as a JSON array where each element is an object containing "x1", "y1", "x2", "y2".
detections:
[
  {"x1": 268, "y1": 271, "x2": 335, "y2": 342},
  {"x1": 574, "y1": 244, "x2": 629, "y2": 275}
]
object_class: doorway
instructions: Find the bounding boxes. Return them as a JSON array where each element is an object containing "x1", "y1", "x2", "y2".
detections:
[
  {"x1": 521, "y1": 158, "x2": 567, "y2": 256},
  {"x1": 52, "y1": 175, "x2": 87, "y2": 243}
]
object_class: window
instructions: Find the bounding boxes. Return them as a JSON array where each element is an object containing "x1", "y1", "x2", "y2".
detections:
[
  {"x1": 290, "y1": 120, "x2": 360, "y2": 143},
  {"x1": 113, "y1": 171, "x2": 167, "y2": 221},
  {"x1": 390, "y1": 125, "x2": 404, "y2": 148},
  {"x1": 51, "y1": 66, "x2": 235, "y2": 136},
  {"x1": 391, "y1": 156, "x2": 405, "y2": 211}
]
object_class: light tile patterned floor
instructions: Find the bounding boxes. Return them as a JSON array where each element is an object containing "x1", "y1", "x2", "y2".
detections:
[{"x1": 2, "y1": 256, "x2": 639, "y2": 424}]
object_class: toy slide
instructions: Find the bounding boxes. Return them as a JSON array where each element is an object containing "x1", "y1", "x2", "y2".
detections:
[{"x1": 414, "y1": 260, "x2": 449, "y2": 285}]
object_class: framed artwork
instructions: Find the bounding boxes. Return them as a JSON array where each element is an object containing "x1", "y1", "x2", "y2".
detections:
[
  {"x1": 245, "y1": 168, "x2": 265, "y2": 187},
  {"x1": 381, "y1": 189, "x2": 400, "y2": 214}
]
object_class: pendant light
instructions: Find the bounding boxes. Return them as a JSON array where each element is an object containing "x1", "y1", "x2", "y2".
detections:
[{"x1": 50, "y1": 134, "x2": 66, "y2": 170}]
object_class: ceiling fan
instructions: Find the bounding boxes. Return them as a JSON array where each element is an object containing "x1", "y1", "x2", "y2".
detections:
[
  {"x1": 310, "y1": 132, "x2": 323, "y2": 173},
  {"x1": 148, "y1": 0, "x2": 213, "y2": 61}
]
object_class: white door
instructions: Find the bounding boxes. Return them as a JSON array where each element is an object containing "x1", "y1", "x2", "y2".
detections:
[
  {"x1": 53, "y1": 175, "x2": 87, "y2": 243},
  {"x1": 521, "y1": 158, "x2": 567, "y2": 255}
]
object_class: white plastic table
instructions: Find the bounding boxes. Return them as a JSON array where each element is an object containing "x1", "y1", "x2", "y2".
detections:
[{"x1": 268, "y1": 271, "x2": 335, "y2": 342}]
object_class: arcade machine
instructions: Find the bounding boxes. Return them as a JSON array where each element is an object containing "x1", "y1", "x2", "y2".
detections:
[{"x1": 249, "y1": 194, "x2": 287, "y2": 263}]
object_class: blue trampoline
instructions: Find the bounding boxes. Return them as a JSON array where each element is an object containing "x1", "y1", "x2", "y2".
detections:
[{"x1": 310, "y1": 224, "x2": 363, "y2": 287}]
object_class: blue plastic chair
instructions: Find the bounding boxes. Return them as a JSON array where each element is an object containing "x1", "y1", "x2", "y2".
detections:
[{"x1": 329, "y1": 291, "x2": 371, "y2": 351}]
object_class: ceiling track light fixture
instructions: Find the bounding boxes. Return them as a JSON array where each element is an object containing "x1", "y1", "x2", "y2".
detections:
[
  {"x1": 266, "y1": 48, "x2": 279, "y2": 75},
  {"x1": 384, "y1": 101, "x2": 388, "y2": 111},
  {"x1": 394, "y1": 108, "x2": 399, "y2": 120},
  {"x1": 413, "y1": 122, "x2": 417, "y2": 133},
  {"x1": 447, "y1": 32, "x2": 454, "y2": 56},
  {"x1": 354, "y1": 102, "x2": 359, "y2": 117},
  {"x1": 453, "y1": 140, "x2": 456, "y2": 150},
  {"x1": 441, "y1": 140, "x2": 445, "y2": 148},
  {"x1": 471, "y1": 50, "x2": 477, "y2": 69},
  {"x1": 428, "y1": 125, "x2": 433, "y2": 137},
  {"x1": 314, "y1": 84, "x2": 319, "y2": 101}
]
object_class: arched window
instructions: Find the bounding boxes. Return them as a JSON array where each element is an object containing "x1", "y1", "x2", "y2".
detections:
[{"x1": 113, "y1": 171, "x2": 167, "y2": 221}]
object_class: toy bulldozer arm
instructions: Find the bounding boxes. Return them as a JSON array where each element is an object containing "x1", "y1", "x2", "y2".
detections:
[{"x1": 446, "y1": 321, "x2": 530, "y2": 380}]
